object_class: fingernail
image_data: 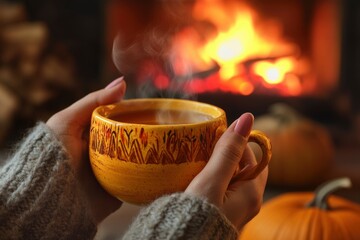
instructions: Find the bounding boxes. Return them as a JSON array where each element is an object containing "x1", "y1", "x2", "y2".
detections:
[
  {"x1": 234, "y1": 112, "x2": 254, "y2": 137},
  {"x1": 105, "y1": 77, "x2": 124, "y2": 89}
]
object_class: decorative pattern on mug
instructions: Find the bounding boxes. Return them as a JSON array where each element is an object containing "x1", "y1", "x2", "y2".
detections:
[{"x1": 90, "y1": 118, "x2": 223, "y2": 164}]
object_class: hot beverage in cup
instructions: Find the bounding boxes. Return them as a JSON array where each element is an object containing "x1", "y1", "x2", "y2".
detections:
[{"x1": 109, "y1": 109, "x2": 213, "y2": 125}]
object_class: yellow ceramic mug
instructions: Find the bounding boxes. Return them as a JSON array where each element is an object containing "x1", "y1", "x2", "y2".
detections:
[{"x1": 89, "y1": 98, "x2": 271, "y2": 205}]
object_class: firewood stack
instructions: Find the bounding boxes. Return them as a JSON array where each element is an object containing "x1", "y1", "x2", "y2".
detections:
[{"x1": 0, "y1": 2, "x2": 78, "y2": 147}]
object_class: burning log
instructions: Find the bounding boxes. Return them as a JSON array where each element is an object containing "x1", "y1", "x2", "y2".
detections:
[{"x1": 173, "y1": 62, "x2": 220, "y2": 82}]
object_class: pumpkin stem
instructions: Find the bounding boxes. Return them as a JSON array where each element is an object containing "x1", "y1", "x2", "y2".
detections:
[
  {"x1": 269, "y1": 103, "x2": 300, "y2": 123},
  {"x1": 306, "y1": 177, "x2": 352, "y2": 210}
]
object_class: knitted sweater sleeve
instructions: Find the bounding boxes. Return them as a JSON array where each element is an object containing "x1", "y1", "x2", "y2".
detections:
[
  {"x1": 0, "y1": 123, "x2": 97, "y2": 240},
  {"x1": 122, "y1": 193, "x2": 239, "y2": 240}
]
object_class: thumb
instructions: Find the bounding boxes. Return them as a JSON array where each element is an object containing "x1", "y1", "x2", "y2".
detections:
[{"x1": 197, "y1": 113, "x2": 254, "y2": 190}]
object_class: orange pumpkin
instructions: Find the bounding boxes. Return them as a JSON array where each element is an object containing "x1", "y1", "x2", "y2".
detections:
[
  {"x1": 239, "y1": 178, "x2": 360, "y2": 240},
  {"x1": 253, "y1": 103, "x2": 334, "y2": 187}
]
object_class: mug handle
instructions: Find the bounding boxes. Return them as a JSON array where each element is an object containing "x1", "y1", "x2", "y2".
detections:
[{"x1": 233, "y1": 130, "x2": 272, "y2": 181}]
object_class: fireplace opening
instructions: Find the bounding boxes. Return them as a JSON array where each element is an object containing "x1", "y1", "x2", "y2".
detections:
[
  {"x1": 108, "y1": 0, "x2": 341, "y2": 97},
  {"x1": 105, "y1": 0, "x2": 354, "y2": 139}
]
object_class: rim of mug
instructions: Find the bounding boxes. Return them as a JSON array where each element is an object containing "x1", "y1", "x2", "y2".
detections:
[{"x1": 92, "y1": 98, "x2": 226, "y2": 127}]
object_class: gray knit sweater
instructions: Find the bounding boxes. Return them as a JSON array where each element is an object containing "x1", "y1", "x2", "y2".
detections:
[{"x1": 0, "y1": 123, "x2": 238, "y2": 240}]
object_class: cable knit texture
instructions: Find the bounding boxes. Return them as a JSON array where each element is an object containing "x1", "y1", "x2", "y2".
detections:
[
  {"x1": 0, "y1": 123, "x2": 239, "y2": 240},
  {"x1": 0, "y1": 123, "x2": 97, "y2": 240},
  {"x1": 122, "y1": 193, "x2": 239, "y2": 240}
]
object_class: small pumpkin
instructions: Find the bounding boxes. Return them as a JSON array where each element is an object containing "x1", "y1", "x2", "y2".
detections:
[
  {"x1": 253, "y1": 103, "x2": 334, "y2": 187},
  {"x1": 239, "y1": 177, "x2": 360, "y2": 240}
]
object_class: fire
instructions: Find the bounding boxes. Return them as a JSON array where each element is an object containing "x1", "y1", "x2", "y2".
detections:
[
  {"x1": 252, "y1": 57, "x2": 295, "y2": 85},
  {"x1": 147, "y1": 0, "x2": 312, "y2": 96}
]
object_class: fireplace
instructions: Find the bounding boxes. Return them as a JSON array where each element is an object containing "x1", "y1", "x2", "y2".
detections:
[
  {"x1": 104, "y1": 0, "x2": 357, "y2": 135},
  {"x1": 107, "y1": 0, "x2": 340, "y2": 94}
]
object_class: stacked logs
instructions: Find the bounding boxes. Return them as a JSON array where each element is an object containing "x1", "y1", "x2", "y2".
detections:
[{"x1": 0, "y1": 2, "x2": 78, "y2": 146}]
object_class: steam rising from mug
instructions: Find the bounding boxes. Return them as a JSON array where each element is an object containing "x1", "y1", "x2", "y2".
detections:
[
  {"x1": 112, "y1": 29, "x2": 200, "y2": 123},
  {"x1": 111, "y1": 0, "x2": 200, "y2": 100},
  {"x1": 110, "y1": 1, "x2": 223, "y2": 124},
  {"x1": 112, "y1": 33, "x2": 197, "y2": 98}
]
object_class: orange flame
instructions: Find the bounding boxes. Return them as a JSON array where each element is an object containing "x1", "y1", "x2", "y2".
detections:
[{"x1": 165, "y1": 0, "x2": 312, "y2": 96}]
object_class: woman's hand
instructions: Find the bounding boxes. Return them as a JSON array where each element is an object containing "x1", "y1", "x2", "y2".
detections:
[
  {"x1": 185, "y1": 113, "x2": 268, "y2": 229},
  {"x1": 46, "y1": 77, "x2": 126, "y2": 224}
]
